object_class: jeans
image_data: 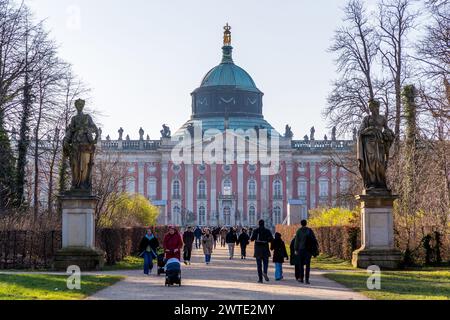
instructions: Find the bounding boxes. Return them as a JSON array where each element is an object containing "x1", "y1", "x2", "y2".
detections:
[
  {"x1": 227, "y1": 243, "x2": 235, "y2": 258},
  {"x1": 143, "y1": 251, "x2": 154, "y2": 275},
  {"x1": 256, "y1": 257, "x2": 269, "y2": 280},
  {"x1": 298, "y1": 251, "x2": 312, "y2": 281},
  {"x1": 274, "y1": 262, "x2": 283, "y2": 280},
  {"x1": 205, "y1": 254, "x2": 211, "y2": 263},
  {"x1": 195, "y1": 237, "x2": 201, "y2": 249},
  {"x1": 240, "y1": 245, "x2": 247, "y2": 258},
  {"x1": 221, "y1": 238, "x2": 226, "y2": 247}
]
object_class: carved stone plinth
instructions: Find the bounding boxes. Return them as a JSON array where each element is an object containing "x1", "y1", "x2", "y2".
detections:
[
  {"x1": 53, "y1": 195, "x2": 104, "y2": 271},
  {"x1": 352, "y1": 192, "x2": 403, "y2": 269}
]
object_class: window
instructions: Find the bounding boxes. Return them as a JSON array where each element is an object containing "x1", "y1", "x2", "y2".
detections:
[
  {"x1": 273, "y1": 180, "x2": 282, "y2": 198},
  {"x1": 273, "y1": 206, "x2": 282, "y2": 225},
  {"x1": 199, "y1": 206, "x2": 206, "y2": 225},
  {"x1": 198, "y1": 180, "x2": 206, "y2": 198},
  {"x1": 248, "y1": 179, "x2": 256, "y2": 198},
  {"x1": 223, "y1": 206, "x2": 231, "y2": 225},
  {"x1": 248, "y1": 206, "x2": 256, "y2": 226},
  {"x1": 297, "y1": 179, "x2": 307, "y2": 197},
  {"x1": 223, "y1": 179, "x2": 232, "y2": 195},
  {"x1": 300, "y1": 206, "x2": 308, "y2": 220},
  {"x1": 147, "y1": 178, "x2": 157, "y2": 199},
  {"x1": 126, "y1": 177, "x2": 135, "y2": 194},
  {"x1": 340, "y1": 179, "x2": 350, "y2": 193},
  {"x1": 319, "y1": 179, "x2": 329, "y2": 197},
  {"x1": 173, "y1": 206, "x2": 181, "y2": 225},
  {"x1": 172, "y1": 180, "x2": 181, "y2": 198}
]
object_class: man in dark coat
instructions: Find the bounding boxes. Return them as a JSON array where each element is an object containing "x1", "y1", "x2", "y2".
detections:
[
  {"x1": 182, "y1": 226, "x2": 195, "y2": 265},
  {"x1": 225, "y1": 227, "x2": 238, "y2": 259},
  {"x1": 194, "y1": 226, "x2": 202, "y2": 249},
  {"x1": 294, "y1": 219, "x2": 319, "y2": 284},
  {"x1": 237, "y1": 228, "x2": 250, "y2": 259},
  {"x1": 290, "y1": 237, "x2": 300, "y2": 280},
  {"x1": 138, "y1": 228, "x2": 160, "y2": 275},
  {"x1": 250, "y1": 219, "x2": 274, "y2": 283}
]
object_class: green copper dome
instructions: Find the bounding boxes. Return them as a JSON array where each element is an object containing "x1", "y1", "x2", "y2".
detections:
[{"x1": 200, "y1": 46, "x2": 260, "y2": 93}]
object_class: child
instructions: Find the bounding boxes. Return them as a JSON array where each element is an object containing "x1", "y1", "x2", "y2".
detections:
[{"x1": 270, "y1": 232, "x2": 289, "y2": 281}]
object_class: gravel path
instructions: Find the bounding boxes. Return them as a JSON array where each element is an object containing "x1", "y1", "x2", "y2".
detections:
[{"x1": 86, "y1": 244, "x2": 369, "y2": 300}]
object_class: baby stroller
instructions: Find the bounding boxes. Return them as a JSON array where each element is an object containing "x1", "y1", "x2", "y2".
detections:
[
  {"x1": 156, "y1": 248, "x2": 166, "y2": 276},
  {"x1": 164, "y1": 258, "x2": 181, "y2": 286}
]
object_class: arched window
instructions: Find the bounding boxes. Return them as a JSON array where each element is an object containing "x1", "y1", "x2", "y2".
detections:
[
  {"x1": 126, "y1": 177, "x2": 136, "y2": 194},
  {"x1": 172, "y1": 180, "x2": 181, "y2": 198},
  {"x1": 223, "y1": 178, "x2": 232, "y2": 195},
  {"x1": 319, "y1": 179, "x2": 329, "y2": 197},
  {"x1": 199, "y1": 206, "x2": 206, "y2": 225},
  {"x1": 147, "y1": 178, "x2": 157, "y2": 199},
  {"x1": 273, "y1": 180, "x2": 282, "y2": 198},
  {"x1": 173, "y1": 206, "x2": 181, "y2": 225},
  {"x1": 297, "y1": 179, "x2": 307, "y2": 197},
  {"x1": 198, "y1": 180, "x2": 206, "y2": 199},
  {"x1": 248, "y1": 179, "x2": 256, "y2": 198},
  {"x1": 248, "y1": 206, "x2": 256, "y2": 226},
  {"x1": 273, "y1": 206, "x2": 281, "y2": 225}
]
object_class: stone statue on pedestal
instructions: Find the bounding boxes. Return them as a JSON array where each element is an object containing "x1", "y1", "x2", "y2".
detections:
[
  {"x1": 357, "y1": 99, "x2": 395, "y2": 193},
  {"x1": 310, "y1": 126, "x2": 315, "y2": 140},
  {"x1": 63, "y1": 99, "x2": 99, "y2": 194},
  {"x1": 284, "y1": 124, "x2": 293, "y2": 138},
  {"x1": 161, "y1": 124, "x2": 171, "y2": 138}
]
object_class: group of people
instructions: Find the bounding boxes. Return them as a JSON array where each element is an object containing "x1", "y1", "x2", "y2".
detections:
[{"x1": 138, "y1": 219, "x2": 319, "y2": 284}]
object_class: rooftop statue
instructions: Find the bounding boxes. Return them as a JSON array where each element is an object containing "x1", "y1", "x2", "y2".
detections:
[
  {"x1": 160, "y1": 124, "x2": 171, "y2": 138},
  {"x1": 310, "y1": 126, "x2": 315, "y2": 140},
  {"x1": 357, "y1": 99, "x2": 395, "y2": 193},
  {"x1": 284, "y1": 124, "x2": 293, "y2": 138},
  {"x1": 62, "y1": 99, "x2": 99, "y2": 193},
  {"x1": 118, "y1": 127, "x2": 124, "y2": 140},
  {"x1": 139, "y1": 127, "x2": 144, "y2": 140},
  {"x1": 331, "y1": 126, "x2": 337, "y2": 141}
]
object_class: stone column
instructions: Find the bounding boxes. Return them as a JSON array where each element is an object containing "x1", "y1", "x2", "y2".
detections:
[
  {"x1": 352, "y1": 193, "x2": 402, "y2": 269},
  {"x1": 54, "y1": 195, "x2": 104, "y2": 271}
]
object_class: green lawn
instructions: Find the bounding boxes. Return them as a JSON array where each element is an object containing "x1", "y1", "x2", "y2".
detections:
[
  {"x1": 325, "y1": 269, "x2": 450, "y2": 300},
  {"x1": 0, "y1": 274, "x2": 123, "y2": 300},
  {"x1": 103, "y1": 256, "x2": 144, "y2": 271}
]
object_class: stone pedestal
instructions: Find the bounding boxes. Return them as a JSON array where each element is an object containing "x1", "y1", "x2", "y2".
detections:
[
  {"x1": 53, "y1": 195, "x2": 105, "y2": 271},
  {"x1": 352, "y1": 192, "x2": 402, "y2": 269}
]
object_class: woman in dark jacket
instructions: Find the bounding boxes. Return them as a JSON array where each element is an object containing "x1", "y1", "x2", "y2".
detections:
[
  {"x1": 139, "y1": 228, "x2": 160, "y2": 275},
  {"x1": 237, "y1": 228, "x2": 250, "y2": 259},
  {"x1": 225, "y1": 228, "x2": 238, "y2": 259},
  {"x1": 270, "y1": 232, "x2": 289, "y2": 280},
  {"x1": 250, "y1": 219, "x2": 274, "y2": 283}
]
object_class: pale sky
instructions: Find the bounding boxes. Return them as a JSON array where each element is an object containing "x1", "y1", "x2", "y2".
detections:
[{"x1": 26, "y1": 0, "x2": 357, "y2": 140}]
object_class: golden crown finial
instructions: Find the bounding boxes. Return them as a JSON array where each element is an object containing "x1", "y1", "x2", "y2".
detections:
[{"x1": 223, "y1": 23, "x2": 231, "y2": 46}]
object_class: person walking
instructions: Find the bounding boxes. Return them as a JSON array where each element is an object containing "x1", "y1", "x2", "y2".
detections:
[
  {"x1": 194, "y1": 226, "x2": 202, "y2": 249},
  {"x1": 237, "y1": 228, "x2": 250, "y2": 259},
  {"x1": 294, "y1": 219, "x2": 319, "y2": 284},
  {"x1": 289, "y1": 237, "x2": 300, "y2": 281},
  {"x1": 212, "y1": 226, "x2": 220, "y2": 249},
  {"x1": 163, "y1": 225, "x2": 183, "y2": 261},
  {"x1": 225, "y1": 227, "x2": 238, "y2": 259},
  {"x1": 138, "y1": 228, "x2": 160, "y2": 276},
  {"x1": 182, "y1": 226, "x2": 195, "y2": 265},
  {"x1": 220, "y1": 227, "x2": 228, "y2": 247},
  {"x1": 202, "y1": 228, "x2": 215, "y2": 265},
  {"x1": 270, "y1": 232, "x2": 289, "y2": 281},
  {"x1": 250, "y1": 219, "x2": 274, "y2": 283}
]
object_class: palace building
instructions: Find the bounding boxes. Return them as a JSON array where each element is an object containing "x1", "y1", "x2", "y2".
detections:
[{"x1": 98, "y1": 25, "x2": 355, "y2": 227}]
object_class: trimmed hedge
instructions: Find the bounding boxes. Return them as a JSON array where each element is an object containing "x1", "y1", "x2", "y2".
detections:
[
  {"x1": 0, "y1": 226, "x2": 172, "y2": 269},
  {"x1": 276, "y1": 225, "x2": 360, "y2": 260}
]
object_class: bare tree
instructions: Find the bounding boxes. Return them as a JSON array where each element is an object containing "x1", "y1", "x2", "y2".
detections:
[{"x1": 325, "y1": 0, "x2": 380, "y2": 135}]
